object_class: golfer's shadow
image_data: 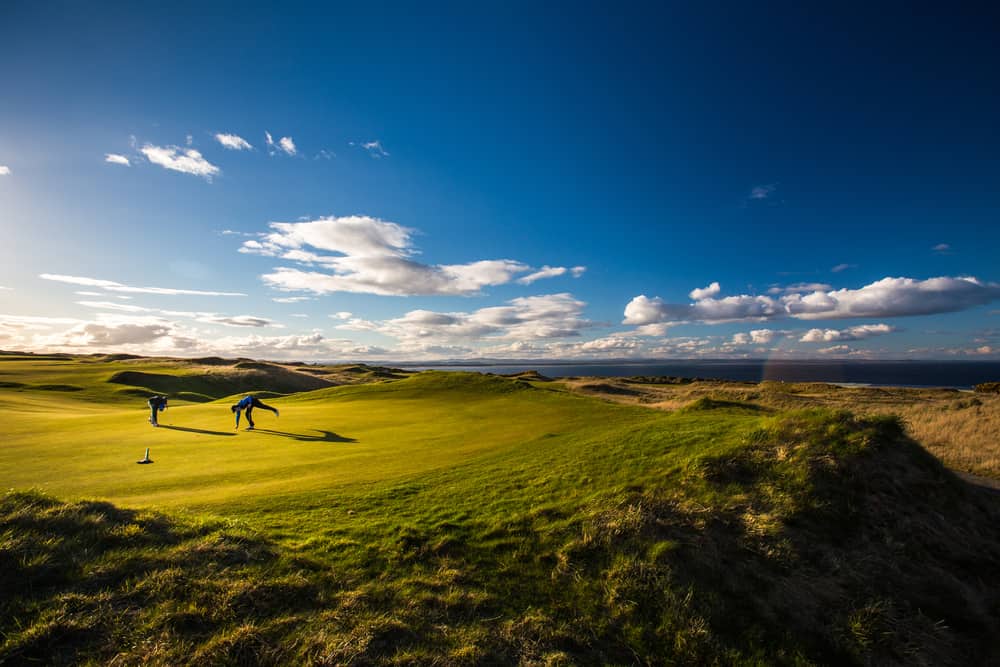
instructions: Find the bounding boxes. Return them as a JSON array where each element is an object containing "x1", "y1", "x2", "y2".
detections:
[
  {"x1": 250, "y1": 428, "x2": 357, "y2": 443},
  {"x1": 159, "y1": 425, "x2": 236, "y2": 436}
]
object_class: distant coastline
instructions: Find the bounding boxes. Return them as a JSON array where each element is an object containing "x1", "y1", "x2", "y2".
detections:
[{"x1": 393, "y1": 359, "x2": 1000, "y2": 389}]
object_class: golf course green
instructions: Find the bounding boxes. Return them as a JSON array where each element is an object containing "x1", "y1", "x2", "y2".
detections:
[{"x1": 2, "y1": 354, "x2": 998, "y2": 665}]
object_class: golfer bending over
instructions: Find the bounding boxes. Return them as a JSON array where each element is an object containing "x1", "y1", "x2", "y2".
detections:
[
  {"x1": 231, "y1": 395, "x2": 279, "y2": 430},
  {"x1": 147, "y1": 395, "x2": 167, "y2": 427}
]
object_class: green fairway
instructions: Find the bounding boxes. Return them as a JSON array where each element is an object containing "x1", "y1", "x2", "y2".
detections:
[
  {"x1": 1, "y1": 364, "x2": 686, "y2": 515},
  {"x1": 2, "y1": 355, "x2": 999, "y2": 665}
]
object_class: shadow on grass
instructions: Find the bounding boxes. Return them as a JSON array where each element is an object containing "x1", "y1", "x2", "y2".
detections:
[
  {"x1": 249, "y1": 428, "x2": 357, "y2": 443},
  {"x1": 158, "y1": 425, "x2": 237, "y2": 437}
]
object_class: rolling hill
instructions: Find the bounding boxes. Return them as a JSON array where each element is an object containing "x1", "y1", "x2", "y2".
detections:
[{"x1": 1, "y1": 354, "x2": 998, "y2": 664}]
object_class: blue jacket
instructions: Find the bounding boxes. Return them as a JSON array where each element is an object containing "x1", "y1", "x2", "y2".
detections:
[{"x1": 234, "y1": 395, "x2": 253, "y2": 427}]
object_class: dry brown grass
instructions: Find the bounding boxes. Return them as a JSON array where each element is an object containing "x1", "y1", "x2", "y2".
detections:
[{"x1": 559, "y1": 377, "x2": 1000, "y2": 480}]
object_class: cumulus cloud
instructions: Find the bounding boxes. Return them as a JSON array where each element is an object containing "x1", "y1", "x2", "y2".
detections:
[
  {"x1": 141, "y1": 144, "x2": 220, "y2": 180},
  {"x1": 782, "y1": 277, "x2": 1000, "y2": 319},
  {"x1": 624, "y1": 277, "x2": 1000, "y2": 325},
  {"x1": 933, "y1": 243, "x2": 952, "y2": 254},
  {"x1": 265, "y1": 131, "x2": 296, "y2": 156},
  {"x1": 689, "y1": 282, "x2": 721, "y2": 300},
  {"x1": 241, "y1": 215, "x2": 574, "y2": 297},
  {"x1": 2, "y1": 310, "x2": 386, "y2": 360},
  {"x1": 67, "y1": 321, "x2": 173, "y2": 345},
  {"x1": 800, "y1": 323, "x2": 896, "y2": 343},
  {"x1": 732, "y1": 329, "x2": 779, "y2": 345},
  {"x1": 104, "y1": 153, "x2": 131, "y2": 166},
  {"x1": 279, "y1": 136, "x2": 296, "y2": 155},
  {"x1": 215, "y1": 133, "x2": 253, "y2": 150},
  {"x1": 41, "y1": 273, "x2": 246, "y2": 297},
  {"x1": 337, "y1": 293, "x2": 590, "y2": 350},
  {"x1": 0, "y1": 165, "x2": 10, "y2": 175},
  {"x1": 332, "y1": 311, "x2": 352, "y2": 320}
]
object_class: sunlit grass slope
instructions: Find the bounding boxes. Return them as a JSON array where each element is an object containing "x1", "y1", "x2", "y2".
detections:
[{"x1": 2, "y1": 355, "x2": 999, "y2": 664}]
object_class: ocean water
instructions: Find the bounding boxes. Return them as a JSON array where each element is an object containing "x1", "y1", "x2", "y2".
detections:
[{"x1": 395, "y1": 360, "x2": 1000, "y2": 389}]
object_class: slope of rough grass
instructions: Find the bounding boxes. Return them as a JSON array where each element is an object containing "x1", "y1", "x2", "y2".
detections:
[
  {"x1": 563, "y1": 376, "x2": 1000, "y2": 480},
  {"x1": 2, "y1": 358, "x2": 999, "y2": 664}
]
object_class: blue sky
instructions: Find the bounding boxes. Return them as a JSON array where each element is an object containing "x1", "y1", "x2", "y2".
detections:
[{"x1": 1, "y1": 2, "x2": 998, "y2": 361}]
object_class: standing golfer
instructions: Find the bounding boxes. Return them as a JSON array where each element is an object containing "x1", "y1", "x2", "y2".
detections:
[
  {"x1": 147, "y1": 395, "x2": 168, "y2": 427},
  {"x1": 231, "y1": 395, "x2": 279, "y2": 430}
]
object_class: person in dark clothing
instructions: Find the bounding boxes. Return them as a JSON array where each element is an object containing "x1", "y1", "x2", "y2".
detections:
[
  {"x1": 147, "y1": 395, "x2": 168, "y2": 427},
  {"x1": 231, "y1": 395, "x2": 279, "y2": 430}
]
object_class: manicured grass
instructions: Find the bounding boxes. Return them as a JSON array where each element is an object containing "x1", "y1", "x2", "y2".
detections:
[{"x1": 2, "y1": 356, "x2": 999, "y2": 664}]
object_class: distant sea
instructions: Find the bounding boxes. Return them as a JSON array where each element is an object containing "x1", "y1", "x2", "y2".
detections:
[{"x1": 394, "y1": 360, "x2": 1000, "y2": 389}]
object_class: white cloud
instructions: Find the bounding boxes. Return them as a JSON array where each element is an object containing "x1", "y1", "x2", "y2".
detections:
[
  {"x1": 933, "y1": 243, "x2": 952, "y2": 254},
  {"x1": 140, "y1": 144, "x2": 220, "y2": 180},
  {"x1": 0, "y1": 165, "x2": 11, "y2": 175},
  {"x1": 265, "y1": 131, "x2": 296, "y2": 156},
  {"x1": 831, "y1": 263, "x2": 855, "y2": 273},
  {"x1": 817, "y1": 344, "x2": 853, "y2": 355},
  {"x1": 354, "y1": 140, "x2": 389, "y2": 158},
  {"x1": 0, "y1": 314, "x2": 84, "y2": 329},
  {"x1": 749, "y1": 184, "x2": 776, "y2": 199},
  {"x1": 104, "y1": 153, "x2": 131, "y2": 166},
  {"x1": 332, "y1": 311, "x2": 352, "y2": 320},
  {"x1": 210, "y1": 332, "x2": 387, "y2": 360},
  {"x1": 800, "y1": 323, "x2": 896, "y2": 343},
  {"x1": 782, "y1": 277, "x2": 1000, "y2": 320},
  {"x1": 732, "y1": 329, "x2": 779, "y2": 345},
  {"x1": 75, "y1": 300, "x2": 279, "y2": 328},
  {"x1": 241, "y1": 215, "x2": 570, "y2": 297},
  {"x1": 215, "y1": 133, "x2": 253, "y2": 150},
  {"x1": 41, "y1": 273, "x2": 246, "y2": 296},
  {"x1": 767, "y1": 282, "x2": 832, "y2": 295},
  {"x1": 1, "y1": 309, "x2": 389, "y2": 360},
  {"x1": 278, "y1": 136, "x2": 296, "y2": 155},
  {"x1": 67, "y1": 320, "x2": 173, "y2": 346},
  {"x1": 689, "y1": 282, "x2": 721, "y2": 300},
  {"x1": 630, "y1": 322, "x2": 676, "y2": 337},
  {"x1": 337, "y1": 293, "x2": 590, "y2": 350},
  {"x1": 517, "y1": 266, "x2": 567, "y2": 284},
  {"x1": 624, "y1": 276, "x2": 1000, "y2": 325}
]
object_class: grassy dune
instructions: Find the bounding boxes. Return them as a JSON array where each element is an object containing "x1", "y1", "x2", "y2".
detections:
[
  {"x1": 565, "y1": 376, "x2": 1000, "y2": 480},
  {"x1": 2, "y1": 355, "x2": 999, "y2": 664}
]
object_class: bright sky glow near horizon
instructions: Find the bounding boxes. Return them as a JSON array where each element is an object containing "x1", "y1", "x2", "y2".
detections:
[{"x1": 1, "y1": 3, "x2": 999, "y2": 362}]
